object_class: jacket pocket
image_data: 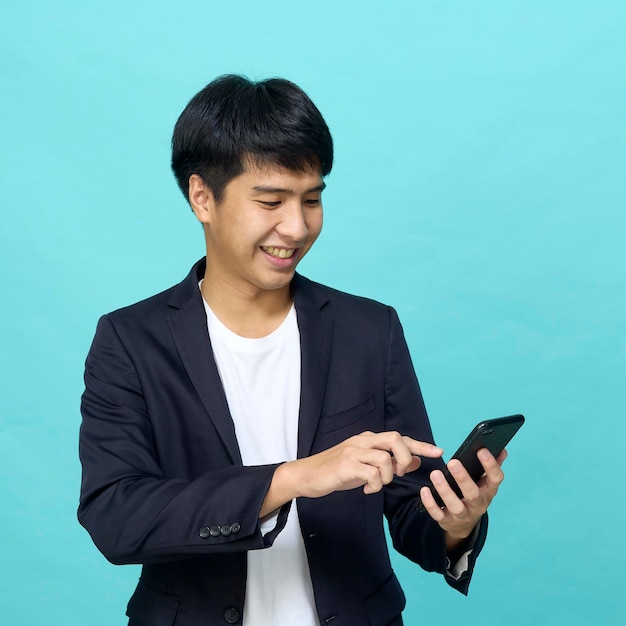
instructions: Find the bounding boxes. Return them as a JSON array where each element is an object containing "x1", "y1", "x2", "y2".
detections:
[
  {"x1": 319, "y1": 394, "x2": 376, "y2": 433},
  {"x1": 364, "y1": 573, "x2": 406, "y2": 625},
  {"x1": 126, "y1": 580, "x2": 180, "y2": 626}
]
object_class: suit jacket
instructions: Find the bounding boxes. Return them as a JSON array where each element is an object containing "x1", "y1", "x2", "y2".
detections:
[{"x1": 78, "y1": 258, "x2": 487, "y2": 626}]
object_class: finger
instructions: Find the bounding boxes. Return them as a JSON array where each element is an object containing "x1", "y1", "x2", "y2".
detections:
[
  {"x1": 374, "y1": 450, "x2": 395, "y2": 486},
  {"x1": 447, "y1": 459, "x2": 480, "y2": 502},
  {"x1": 384, "y1": 433, "x2": 415, "y2": 476},
  {"x1": 400, "y1": 436, "x2": 443, "y2": 459},
  {"x1": 392, "y1": 455, "x2": 422, "y2": 477},
  {"x1": 355, "y1": 431, "x2": 443, "y2": 459},
  {"x1": 419, "y1": 486, "x2": 446, "y2": 522},
  {"x1": 359, "y1": 432, "x2": 442, "y2": 474},
  {"x1": 361, "y1": 464, "x2": 385, "y2": 494},
  {"x1": 363, "y1": 454, "x2": 398, "y2": 494},
  {"x1": 430, "y1": 469, "x2": 466, "y2": 517},
  {"x1": 477, "y1": 449, "x2": 505, "y2": 487},
  {"x1": 354, "y1": 448, "x2": 395, "y2": 491}
]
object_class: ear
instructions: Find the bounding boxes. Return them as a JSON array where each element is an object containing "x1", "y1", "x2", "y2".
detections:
[{"x1": 188, "y1": 174, "x2": 216, "y2": 224}]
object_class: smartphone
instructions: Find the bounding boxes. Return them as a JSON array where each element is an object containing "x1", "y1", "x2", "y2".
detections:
[{"x1": 416, "y1": 414, "x2": 524, "y2": 512}]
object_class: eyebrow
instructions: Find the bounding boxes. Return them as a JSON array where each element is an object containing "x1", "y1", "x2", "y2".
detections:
[{"x1": 251, "y1": 182, "x2": 327, "y2": 195}]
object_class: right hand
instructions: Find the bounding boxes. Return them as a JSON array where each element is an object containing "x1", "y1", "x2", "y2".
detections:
[{"x1": 261, "y1": 431, "x2": 442, "y2": 516}]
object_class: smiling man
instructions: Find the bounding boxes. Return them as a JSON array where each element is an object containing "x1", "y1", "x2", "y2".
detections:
[
  {"x1": 188, "y1": 163, "x2": 325, "y2": 337},
  {"x1": 78, "y1": 75, "x2": 506, "y2": 626}
]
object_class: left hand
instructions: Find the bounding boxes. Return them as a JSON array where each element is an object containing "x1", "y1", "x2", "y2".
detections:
[{"x1": 419, "y1": 448, "x2": 507, "y2": 546}]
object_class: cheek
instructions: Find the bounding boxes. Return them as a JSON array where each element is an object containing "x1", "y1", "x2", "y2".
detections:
[
  {"x1": 308, "y1": 211, "x2": 323, "y2": 240},
  {"x1": 234, "y1": 216, "x2": 273, "y2": 245}
]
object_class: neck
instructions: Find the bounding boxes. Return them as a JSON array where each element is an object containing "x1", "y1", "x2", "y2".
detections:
[{"x1": 201, "y1": 271, "x2": 293, "y2": 339}]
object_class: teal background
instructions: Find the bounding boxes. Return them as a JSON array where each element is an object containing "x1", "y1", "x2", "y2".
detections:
[{"x1": 1, "y1": 1, "x2": 624, "y2": 624}]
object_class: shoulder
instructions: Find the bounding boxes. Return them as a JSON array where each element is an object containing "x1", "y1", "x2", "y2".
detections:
[
  {"x1": 100, "y1": 258, "x2": 204, "y2": 332},
  {"x1": 106, "y1": 284, "x2": 177, "y2": 322},
  {"x1": 293, "y1": 273, "x2": 391, "y2": 313},
  {"x1": 292, "y1": 273, "x2": 397, "y2": 333}
]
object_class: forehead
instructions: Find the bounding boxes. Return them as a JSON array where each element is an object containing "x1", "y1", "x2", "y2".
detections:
[{"x1": 235, "y1": 160, "x2": 324, "y2": 190}]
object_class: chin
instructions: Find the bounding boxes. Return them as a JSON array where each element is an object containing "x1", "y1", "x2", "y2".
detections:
[{"x1": 257, "y1": 273, "x2": 295, "y2": 292}]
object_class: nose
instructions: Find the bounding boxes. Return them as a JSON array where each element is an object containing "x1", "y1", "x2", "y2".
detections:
[{"x1": 277, "y1": 201, "x2": 308, "y2": 243}]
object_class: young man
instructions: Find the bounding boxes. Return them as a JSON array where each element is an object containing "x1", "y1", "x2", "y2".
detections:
[{"x1": 78, "y1": 75, "x2": 506, "y2": 626}]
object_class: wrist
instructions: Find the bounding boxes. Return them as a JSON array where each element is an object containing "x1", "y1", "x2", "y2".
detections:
[
  {"x1": 260, "y1": 461, "x2": 301, "y2": 518},
  {"x1": 444, "y1": 525, "x2": 475, "y2": 552},
  {"x1": 274, "y1": 460, "x2": 303, "y2": 499}
]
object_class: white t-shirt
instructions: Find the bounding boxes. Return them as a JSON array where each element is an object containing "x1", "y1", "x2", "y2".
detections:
[{"x1": 203, "y1": 298, "x2": 318, "y2": 626}]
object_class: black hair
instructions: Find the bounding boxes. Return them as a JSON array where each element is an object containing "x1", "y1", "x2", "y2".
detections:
[{"x1": 171, "y1": 74, "x2": 334, "y2": 203}]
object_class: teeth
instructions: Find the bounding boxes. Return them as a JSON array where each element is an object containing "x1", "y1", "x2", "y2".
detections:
[{"x1": 262, "y1": 246, "x2": 295, "y2": 259}]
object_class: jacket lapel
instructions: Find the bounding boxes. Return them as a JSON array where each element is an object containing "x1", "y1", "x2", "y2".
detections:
[
  {"x1": 292, "y1": 274, "x2": 335, "y2": 458},
  {"x1": 164, "y1": 262, "x2": 334, "y2": 465},
  {"x1": 166, "y1": 259, "x2": 242, "y2": 465}
]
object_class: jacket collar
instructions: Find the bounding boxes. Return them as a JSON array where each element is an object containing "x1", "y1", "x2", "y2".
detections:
[
  {"x1": 291, "y1": 273, "x2": 335, "y2": 458},
  {"x1": 165, "y1": 258, "x2": 240, "y2": 463}
]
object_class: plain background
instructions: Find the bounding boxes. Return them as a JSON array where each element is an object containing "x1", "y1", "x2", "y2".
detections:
[{"x1": 1, "y1": 1, "x2": 624, "y2": 624}]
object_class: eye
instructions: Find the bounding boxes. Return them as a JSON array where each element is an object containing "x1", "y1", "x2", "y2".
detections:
[
  {"x1": 259, "y1": 200, "x2": 281, "y2": 208},
  {"x1": 304, "y1": 197, "x2": 321, "y2": 206}
]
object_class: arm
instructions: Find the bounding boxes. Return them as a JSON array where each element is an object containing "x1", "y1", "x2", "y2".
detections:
[
  {"x1": 260, "y1": 431, "x2": 444, "y2": 517},
  {"x1": 381, "y1": 307, "x2": 502, "y2": 592},
  {"x1": 78, "y1": 315, "x2": 290, "y2": 565}
]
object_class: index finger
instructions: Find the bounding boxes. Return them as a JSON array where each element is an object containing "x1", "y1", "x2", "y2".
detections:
[
  {"x1": 401, "y1": 436, "x2": 443, "y2": 459},
  {"x1": 361, "y1": 431, "x2": 443, "y2": 459}
]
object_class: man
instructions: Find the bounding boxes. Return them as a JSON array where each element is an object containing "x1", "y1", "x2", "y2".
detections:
[{"x1": 78, "y1": 75, "x2": 506, "y2": 626}]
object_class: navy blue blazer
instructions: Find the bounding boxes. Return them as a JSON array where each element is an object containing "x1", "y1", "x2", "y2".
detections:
[{"x1": 78, "y1": 258, "x2": 487, "y2": 626}]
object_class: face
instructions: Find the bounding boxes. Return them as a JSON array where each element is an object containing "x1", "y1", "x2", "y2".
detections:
[{"x1": 190, "y1": 162, "x2": 325, "y2": 298}]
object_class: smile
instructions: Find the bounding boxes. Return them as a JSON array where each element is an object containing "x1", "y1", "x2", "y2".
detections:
[{"x1": 261, "y1": 246, "x2": 296, "y2": 259}]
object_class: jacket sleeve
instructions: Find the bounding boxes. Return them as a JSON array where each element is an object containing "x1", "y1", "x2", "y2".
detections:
[
  {"x1": 381, "y1": 307, "x2": 487, "y2": 594},
  {"x1": 78, "y1": 314, "x2": 290, "y2": 565}
]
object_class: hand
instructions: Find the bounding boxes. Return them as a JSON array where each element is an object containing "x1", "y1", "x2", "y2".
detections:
[
  {"x1": 419, "y1": 448, "x2": 507, "y2": 545},
  {"x1": 261, "y1": 432, "x2": 443, "y2": 516}
]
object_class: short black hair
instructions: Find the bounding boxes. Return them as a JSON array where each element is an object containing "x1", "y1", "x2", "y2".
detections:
[{"x1": 171, "y1": 74, "x2": 334, "y2": 203}]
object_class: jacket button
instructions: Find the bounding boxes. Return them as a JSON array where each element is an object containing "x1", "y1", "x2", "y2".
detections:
[
  {"x1": 230, "y1": 522, "x2": 241, "y2": 534},
  {"x1": 220, "y1": 524, "x2": 232, "y2": 536},
  {"x1": 209, "y1": 525, "x2": 221, "y2": 537},
  {"x1": 223, "y1": 607, "x2": 240, "y2": 623},
  {"x1": 199, "y1": 527, "x2": 210, "y2": 539}
]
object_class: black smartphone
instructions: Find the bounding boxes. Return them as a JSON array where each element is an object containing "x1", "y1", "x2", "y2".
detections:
[{"x1": 416, "y1": 414, "x2": 524, "y2": 512}]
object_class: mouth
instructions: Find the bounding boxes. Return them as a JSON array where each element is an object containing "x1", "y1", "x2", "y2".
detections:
[{"x1": 261, "y1": 246, "x2": 297, "y2": 259}]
